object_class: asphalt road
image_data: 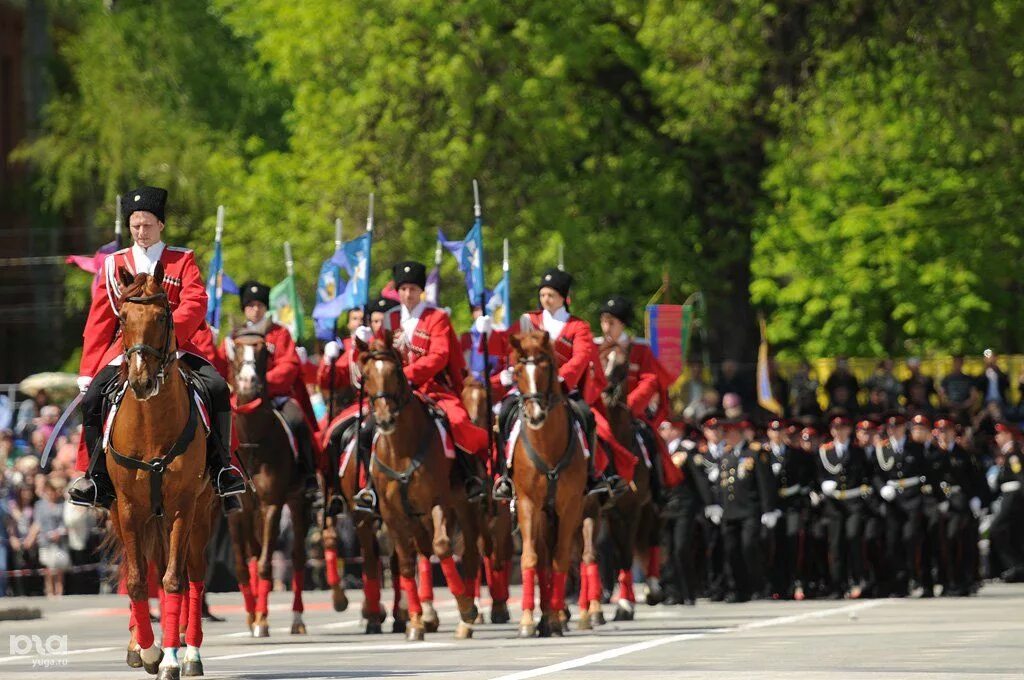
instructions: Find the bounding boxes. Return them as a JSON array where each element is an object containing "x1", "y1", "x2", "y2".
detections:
[{"x1": 1, "y1": 582, "x2": 1022, "y2": 679}]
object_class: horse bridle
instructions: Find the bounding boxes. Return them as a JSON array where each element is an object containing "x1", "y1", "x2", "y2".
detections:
[
  {"x1": 363, "y1": 349, "x2": 412, "y2": 416},
  {"x1": 516, "y1": 354, "x2": 560, "y2": 411},
  {"x1": 122, "y1": 291, "x2": 175, "y2": 382}
]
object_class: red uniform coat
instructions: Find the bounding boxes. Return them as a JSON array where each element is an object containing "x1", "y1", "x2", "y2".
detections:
[
  {"x1": 383, "y1": 306, "x2": 488, "y2": 456},
  {"x1": 80, "y1": 246, "x2": 213, "y2": 377}
]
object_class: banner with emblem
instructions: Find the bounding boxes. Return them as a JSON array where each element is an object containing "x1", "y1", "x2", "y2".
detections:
[
  {"x1": 270, "y1": 275, "x2": 304, "y2": 341},
  {"x1": 438, "y1": 221, "x2": 486, "y2": 303},
  {"x1": 487, "y1": 272, "x2": 510, "y2": 330},
  {"x1": 645, "y1": 304, "x2": 684, "y2": 382},
  {"x1": 757, "y1": 317, "x2": 784, "y2": 416},
  {"x1": 331, "y1": 232, "x2": 372, "y2": 309},
  {"x1": 312, "y1": 257, "x2": 345, "y2": 340},
  {"x1": 205, "y1": 238, "x2": 239, "y2": 331}
]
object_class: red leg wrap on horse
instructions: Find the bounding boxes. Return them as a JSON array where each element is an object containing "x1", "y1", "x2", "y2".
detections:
[
  {"x1": 363, "y1": 576, "x2": 382, "y2": 614},
  {"x1": 130, "y1": 599, "x2": 155, "y2": 649},
  {"x1": 417, "y1": 556, "x2": 434, "y2": 601},
  {"x1": 292, "y1": 571, "x2": 305, "y2": 613},
  {"x1": 578, "y1": 567, "x2": 589, "y2": 608},
  {"x1": 257, "y1": 578, "x2": 272, "y2": 615},
  {"x1": 502, "y1": 560, "x2": 513, "y2": 600},
  {"x1": 440, "y1": 556, "x2": 466, "y2": 598},
  {"x1": 586, "y1": 562, "x2": 602, "y2": 603},
  {"x1": 464, "y1": 576, "x2": 478, "y2": 602},
  {"x1": 551, "y1": 571, "x2": 568, "y2": 612},
  {"x1": 521, "y1": 567, "x2": 536, "y2": 612},
  {"x1": 324, "y1": 548, "x2": 340, "y2": 587},
  {"x1": 239, "y1": 582, "x2": 256, "y2": 614},
  {"x1": 483, "y1": 557, "x2": 496, "y2": 598},
  {"x1": 179, "y1": 583, "x2": 190, "y2": 635},
  {"x1": 618, "y1": 570, "x2": 635, "y2": 602},
  {"x1": 248, "y1": 559, "x2": 259, "y2": 589},
  {"x1": 648, "y1": 546, "x2": 662, "y2": 579},
  {"x1": 399, "y1": 575, "x2": 422, "y2": 616},
  {"x1": 161, "y1": 592, "x2": 183, "y2": 649},
  {"x1": 538, "y1": 569, "x2": 552, "y2": 609},
  {"x1": 186, "y1": 581, "x2": 204, "y2": 647}
]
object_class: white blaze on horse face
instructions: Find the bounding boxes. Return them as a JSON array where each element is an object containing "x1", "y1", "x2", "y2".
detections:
[
  {"x1": 605, "y1": 348, "x2": 617, "y2": 378},
  {"x1": 375, "y1": 359, "x2": 384, "y2": 376},
  {"x1": 525, "y1": 361, "x2": 538, "y2": 396},
  {"x1": 238, "y1": 344, "x2": 257, "y2": 390}
]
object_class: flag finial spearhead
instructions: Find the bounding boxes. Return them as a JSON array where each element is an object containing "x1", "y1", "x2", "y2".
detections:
[{"x1": 472, "y1": 179, "x2": 481, "y2": 219}]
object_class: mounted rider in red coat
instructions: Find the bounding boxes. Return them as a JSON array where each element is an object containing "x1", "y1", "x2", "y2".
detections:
[
  {"x1": 597, "y1": 296, "x2": 684, "y2": 497},
  {"x1": 218, "y1": 281, "x2": 320, "y2": 496},
  {"x1": 67, "y1": 186, "x2": 245, "y2": 510},
  {"x1": 488, "y1": 268, "x2": 626, "y2": 501}
]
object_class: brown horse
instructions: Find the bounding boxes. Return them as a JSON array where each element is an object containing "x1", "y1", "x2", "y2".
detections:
[
  {"x1": 224, "y1": 332, "x2": 311, "y2": 637},
  {"x1": 461, "y1": 376, "x2": 513, "y2": 624},
  {"x1": 597, "y1": 340, "x2": 655, "y2": 621},
  {"x1": 508, "y1": 331, "x2": 587, "y2": 637},
  {"x1": 104, "y1": 266, "x2": 213, "y2": 679},
  {"x1": 319, "y1": 412, "x2": 408, "y2": 634},
  {"x1": 355, "y1": 332, "x2": 481, "y2": 641}
]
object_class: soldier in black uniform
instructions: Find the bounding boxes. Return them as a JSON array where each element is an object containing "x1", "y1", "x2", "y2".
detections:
[
  {"x1": 914, "y1": 413, "x2": 944, "y2": 596},
  {"x1": 931, "y1": 416, "x2": 987, "y2": 595},
  {"x1": 990, "y1": 421, "x2": 1024, "y2": 582},
  {"x1": 717, "y1": 418, "x2": 778, "y2": 602},
  {"x1": 816, "y1": 414, "x2": 872, "y2": 598},
  {"x1": 660, "y1": 422, "x2": 714, "y2": 605},
  {"x1": 765, "y1": 419, "x2": 814, "y2": 599},
  {"x1": 873, "y1": 413, "x2": 927, "y2": 596},
  {"x1": 856, "y1": 418, "x2": 887, "y2": 597},
  {"x1": 698, "y1": 413, "x2": 728, "y2": 600}
]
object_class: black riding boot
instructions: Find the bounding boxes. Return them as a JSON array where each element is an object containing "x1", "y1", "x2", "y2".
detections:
[
  {"x1": 492, "y1": 397, "x2": 517, "y2": 501},
  {"x1": 353, "y1": 418, "x2": 378, "y2": 514},
  {"x1": 457, "y1": 451, "x2": 486, "y2": 503},
  {"x1": 67, "y1": 426, "x2": 116, "y2": 509},
  {"x1": 210, "y1": 410, "x2": 246, "y2": 508}
]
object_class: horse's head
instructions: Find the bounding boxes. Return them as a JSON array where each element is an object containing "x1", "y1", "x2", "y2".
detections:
[
  {"x1": 355, "y1": 329, "x2": 409, "y2": 434},
  {"x1": 224, "y1": 332, "x2": 270, "y2": 403},
  {"x1": 116, "y1": 264, "x2": 176, "y2": 401},
  {"x1": 461, "y1": 375, "x2": 489, "y2": 428},
  {"x1": 599, "y1": 339, "x2": 629, "y2": 408},
  {"x1": 509, "y1": 330, "x2": 561, "y2": 429}
]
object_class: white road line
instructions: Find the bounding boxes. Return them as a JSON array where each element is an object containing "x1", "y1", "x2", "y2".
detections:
[
  {"x1": 487, "y1": 600, "x2": 889, "y2": 680},
  {"x1": 206, "y1": 641, "x2": 453, "y2": 661},
  {"x1": 0, "y1": 646, "x2": 119, "y2": 664}
]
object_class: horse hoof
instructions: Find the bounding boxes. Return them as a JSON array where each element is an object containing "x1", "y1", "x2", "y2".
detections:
[
  {"x1": 490, "y1": 603, "x2": 510, "y2": 624},
  {"x1": 337, "y1": 585, "x2": 354, "y2": 610},
  {"x1": 291, "y1": 622, "x2": 307, "y2": 635},
  {"x1": 475, "y1": 612, "x2": 485, "y2": 625},
  {"x1": 365, "y1": 620, "x2": 383, "y2": 634},
  {"x1": 594, "y1": 610, "x2": 606, "y2": 626},
  {"x1": 551, "y1": 621, "x2": 564, "y2": 637},
  {"x1": 463, "y1": 604, "x2": 479, "y2": 624},
  {"x1": 126, "y1": 648, "x2": 143, "y2": 668},
  {"x1": 253, "y1": 623, "x2": 270, "y2": 638},
  {"x1": 518, "y1": 624, "x2": 535, "y2": 638},
  {"x1": 143, "y1": 649, "x2": 164, "y2": 675},
  {"x1": 455, "y1": 621, "x2": 474, "y2": 639},
  {"x1": 423, "y1": 617, "x2": 440, "y2": 633},
  {"x1": 537, "y1": 618, "x2": 552, "y2": 638},
  {"x1": 181, "y1": 660, "x2": 205, "y2": 677},
  {"x1": 391, "y1": 618, "x2": 407, "y2": 634},
  {"x1": 577, "y1": 614, "x2": 593, "y2": 631},
  {"x1": 157, "y1": 666, "x2": 181, "y2": 680},
  {"x1": 406, "y1": 626, "x2": 425, "y2": 642}
]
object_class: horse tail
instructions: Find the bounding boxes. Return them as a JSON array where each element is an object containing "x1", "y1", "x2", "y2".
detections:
[{"x1": 97, "y1": 505, "x2": 167, "y2": 591}]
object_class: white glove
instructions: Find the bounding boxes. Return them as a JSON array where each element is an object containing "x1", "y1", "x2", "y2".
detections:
[
  {"x1": 970, "y1": 496, "x2": 983, "y2": 518},
  {"x1": 77, "y1": 376, "x2": 92, "y2": 394},
  {"x1": 324, "y1": 341, "x2": 341, "y2": 360},
  {"x1": 810, "y1": 491, "x2": 822, "y2": 507},
  {"x1": 771, "y1": 462, "x2": 782, "y2": 476},
  {"x1": 938, "y1": 500, "x2": 950, "y2": 514},
  {"x1": 761, "y1": 510, "x2": 780, "y2": 529},
  {"x1": 354, "y1": 326, "x2": 374, "y2": 344},
  {"x1": 499, "y1": 366, "x2": 515, "y2": 387},
  {"x1": 295, "y1": 346, "x2": 308, "y2": 363},
  {"x1": 474, "y1": 315, "x2": 493, "y2": 335},
  {"x1": 704, "y1": 504, "x2": 723, "y2": 525},
  {"x1": 821, "y1": 480, "x2": 838, "y2": 497},
  {"x1": 708, "y1": 467, "x2": 720, "y2": 483},
  {"x1": 880, "y1": 485, "x2": 896, "y2": 502}
]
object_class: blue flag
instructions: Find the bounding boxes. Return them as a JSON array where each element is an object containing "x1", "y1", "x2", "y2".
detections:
[
  {"x1": 439, "y1": 221, "x2": 485, "y2": 303},
  {"x1": 332, "y1": 233, "x2": 372, "y2": 309},
  {"x1": 312, "y1": 257, "x2": 345, "y2": 341},
  {"x1": 487, "y1": 272, "x2": 511, "y2": 329},
  {"x1": 206, "y1": 239, "x2": 227, "y2": 329}
]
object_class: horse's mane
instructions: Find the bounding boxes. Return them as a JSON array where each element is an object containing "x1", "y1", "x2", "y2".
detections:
[
  {"x1": 512, "y1": 329, "x2": 554, "y2": 358},
  {"x1": 118, "y1": 272, "x2": 160, "y2": 304}
]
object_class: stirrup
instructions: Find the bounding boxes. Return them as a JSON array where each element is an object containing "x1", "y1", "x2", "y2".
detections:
[
  {"x1": 215, "y1": 465, "x2": 246, "y2": 497},
  {"x1": 67, "y1": 476, "x2": 99, "y2": 508},
  {"x1": 465, "y1": 477, "x2": 486, "y2": 503},
  {"x1": 492, "y1": 476, "x2": 514, "y2": 501},
  {"x1": 353, "y1": 487, "x2": 378, "y2": 514}
]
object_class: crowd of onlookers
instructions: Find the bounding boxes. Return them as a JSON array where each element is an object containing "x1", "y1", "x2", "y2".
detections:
[{"x1": 0, "y1": 389, "x2": 104, "y2": 598}]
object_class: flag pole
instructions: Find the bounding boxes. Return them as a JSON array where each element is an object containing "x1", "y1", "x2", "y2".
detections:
[
  {"x1": 114, "y1": 194, "x2": 123, "y2": 250},
  {"x1": 213, "y1": 205, "x2": 225, "y2": 333},
  {"x1": 473, "y1": 179, "x2": 495, "y2": 483},
  {"x1": 284, "y1": 241, "x2": 294, "y2": 278},
  {"x1": 355, "y1": 192, "x2": 374, "y2": 497},
  {"x1": 334, "y1": 217, "x2": 343, "y2": 253},
  {"x1": 557, "y1": 242, "x2": 564, "y2": 271},
  {"x1": 328, "y1": 217, "x2": 343, "y2": 424}
]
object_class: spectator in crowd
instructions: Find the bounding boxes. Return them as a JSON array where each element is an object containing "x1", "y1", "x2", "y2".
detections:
[
  {"x1": 864, "y1": 359, "x2": 901, "y2": 410},
  {"x1": 0, "y1": 428, "x2": 14, "y2": 472},
  {"x1": 7, "y1": 484, "x2": 37, "y2": 596},
  {"x1": 684, "y1": 388, "x2": 720, "y2": 424},
  {"x1": 722, "y1": 392, "x2": 743, "y2": 419},
  {"x1": 14, "y1": 390, "x2": 50, "y2": 440},
  {"x1": 678, "y1": 360, "x2": 709, "y2": 416},
  {"x1": 825, "y1": 355, "x2": 860, "y2": 412},
  {"x1": 716, "y1": 360, "x2": 756, "y2": 412},
  {"x1": 980, "y1": 349, "x2": 1010, "y2": 407},
  {"x1": 29, "y1": 429, "x2": 48, "y2": 459},
  {"x1": 31, "y1": 477, "x2": 70, "y2": 598},
  {"x1": 865, "y1": 386, "x2": 890, "y2": 419},
  {"x1": 34, "y1": 405, "x2": 61, "y2": 445},
  {"x1": 941, "y1": 354, "x2": 978, "y2": 421},
  {"x1": 0, "y1": 495, "x2": 9, "y2": 596},
  {"x1": 903, "y1": 357, "x2": 937, "y2": 411},
  {"x1": 789, "y1": 360, "x2": 822, "y2": 418}
]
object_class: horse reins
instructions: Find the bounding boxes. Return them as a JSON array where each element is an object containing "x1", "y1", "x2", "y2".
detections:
[{"x1": 122, "y1": 291, "x2": 176, "y2": 383}]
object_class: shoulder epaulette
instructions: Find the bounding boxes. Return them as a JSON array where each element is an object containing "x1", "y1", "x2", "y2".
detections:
[{"x1": 165, "y1": 245, "x2": 194, "y2": 254}]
